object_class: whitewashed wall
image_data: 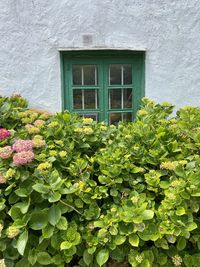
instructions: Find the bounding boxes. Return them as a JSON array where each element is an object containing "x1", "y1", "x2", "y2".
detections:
[{"x1": 0, "y1": 0, "x2": 200, "y2": 112}]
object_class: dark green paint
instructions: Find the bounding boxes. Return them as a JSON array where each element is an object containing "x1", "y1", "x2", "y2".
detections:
[{"x1": 60, "y1": 50, "x2": 145, "y2": 123}]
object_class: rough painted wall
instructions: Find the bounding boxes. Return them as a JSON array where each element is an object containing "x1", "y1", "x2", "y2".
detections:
[{"x1": 0, "y1": 0, "x2": 200, "y2": 111}]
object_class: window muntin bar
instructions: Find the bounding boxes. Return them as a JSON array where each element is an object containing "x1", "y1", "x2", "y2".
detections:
[
  {"x1": 73, "y1": 89, "x2": 99, "y2": 110},
  {"x1": 72, "y1": 65, "x2": 98, "y2": 86}
]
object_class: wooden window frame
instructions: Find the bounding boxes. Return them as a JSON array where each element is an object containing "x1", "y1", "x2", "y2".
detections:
[{"x1": 60, "y1": 50, "x2": 145, "y2": 123}]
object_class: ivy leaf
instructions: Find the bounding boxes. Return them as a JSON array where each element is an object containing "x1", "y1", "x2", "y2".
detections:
[
  {"x1": 48, "y1": 205, "x2": 61, "y2": 226},
  {"x1": 96, "y1": 249, "x2": 109, "y2": 267},
  {"x1": 16, "y1": 230, "x2": 28, "y2": 255}
]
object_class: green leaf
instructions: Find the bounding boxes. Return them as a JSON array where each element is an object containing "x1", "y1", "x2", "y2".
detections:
[
  {"x1": 48, "y1": 191, "x2": 61, "y2": 202},
  {"x1": 129, "y1": 234, "x2": 139, "y2": 247},
  {"x1": 9, "y1": 207, "x2": 22, "y2": 220},
  {"x1": 141, "y1": 210, "x2": 154, "y2": 220},
  {"x1": 174, "y1": 165, "x2": 186, "y2": 178},
  {"x1": 83, "y1": 250, "x2": 93, "y2": 266},
  {"x1": 32, "y1": 183, "x2": 49, "y2": 194},
  {"x1": 157, "y1": 253, "x2": 167, "y2": 265},
  {"x1": 176, "y1": 207, "x2": 185, "y2": 216},
  {"x1": 28, "y1": 249, "x2": 37, "y2": 265},
  {"x1": 42, "y1": 225, "x2": 54, "y2": 239},
  {"x1": 177, "y1": 237, "x2": 186, "y2": 251},
  {"x1": 56, "y1": 216, "x2": 68, "y2": 230},
  {"x1": 113, "y1": 235, "x2": 126, "y2": 245},
  {"x1": 88, "y1": 247, "x2": 96, "y2": 255},
  {"x1": 186, "y1": 222, "x2": 197, "y2": 231},
  {"x1": 96, "y1": 249, "x2": 109, "y2": 267},
  {"x1": 16, "y1": 230, "x2": 28, "y2": 255},
  {"x1": 29, "y1": 211, "x2": 48, "y2": 230},
  {"x1": 60, "y1": 241, "x2": 72, "y2": 250},
  {"x1": 48, "y1": 205, "x2": 61, "y2": 226},
  {"x1": 15, "y1": 198, "x2": 30, "y2": 214},
  {"x1": 37, "y1": 252, "x2": 52, "y2": 265}
]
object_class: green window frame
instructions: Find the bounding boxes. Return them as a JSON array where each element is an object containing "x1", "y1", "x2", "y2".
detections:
[{"x1": 60, "y1": 50, "x2": 145, "y2": 124}]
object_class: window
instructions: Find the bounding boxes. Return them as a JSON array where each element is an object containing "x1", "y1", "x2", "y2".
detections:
[{"x1": 61, "y1": 50, "x2": 145, "y2": 124}]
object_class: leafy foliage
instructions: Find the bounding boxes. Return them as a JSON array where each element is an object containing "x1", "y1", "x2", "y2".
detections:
[{"x1": 0, "y1": 95, "x2": 200, "y2": 266}]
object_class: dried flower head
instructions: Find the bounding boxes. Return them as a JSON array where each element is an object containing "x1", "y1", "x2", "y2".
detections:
[
  {"x1": 32, "y1": 136, "x2": 45, "y2": 148},
  {"x1": 25, "y1": 124, "x2": 40, "y2": 134},
  {"x1": 0, "y1": 146, "x2": 13, "y2": 159},
  {"x1": 34, "y1": 119, "x2": 45, "y2": 127},
  {"x1": 0, "y1": 259, "x2": 6, "y2": 267},
  {"x1": 47, "y1": 121, "x2": 59, "y2": 128},
  {"x1": 0, "y1": 174, "x2": 6, "y2": 184},
  {"x1": 37, "y1": 162, "x2": 52, "y2": 171},
  {"x1": 83, "y1": 127, "x2": 93, "y2": 135},
  {"x1": 6, "y1": 226, "x2": 20, "y2": 238},
  {"x1": 172, "y1": 255, "x2": 182, "y2": 266},
  {"x1": 83, "y1": 118, "x2": 93, "y2": 124}
]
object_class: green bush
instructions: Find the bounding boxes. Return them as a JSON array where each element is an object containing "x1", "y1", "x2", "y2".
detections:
[{"x1": 0, "y1": 95, "x2": 200, "y2": 267}]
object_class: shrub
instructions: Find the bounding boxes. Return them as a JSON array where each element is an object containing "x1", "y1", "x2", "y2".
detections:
[{"x1": 0, "y1": 96, "x2": 200, "y2": 267}]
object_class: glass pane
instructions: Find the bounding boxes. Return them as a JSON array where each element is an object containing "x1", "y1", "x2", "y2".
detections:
[
  {"x1": 83, "y1": 65, "x2": 97, "y2": 85},
  {"x1": 109, "y1": 89, "x2": 122, "y2": 109},
  {"x1": 84, "y1": 89, "x2": 98, "y2": 109},
  {"x1": 123, "y1": 112, "x2": 132, "y2": 122},
  {"x1": 123, "y1": 88, "x2": 132, "y2": 108},
  {"x1": 109, "y1": 64, "x2": 122, "y2": 85},
  {"x1": 109, "y1": 113, "x2": 122, "y2": 125},
  {"x1": 73, "y1": 65, "x2": 82, "y2": 85},
  {"x1": 123, "y1": 64, "x2": 132, "y2": 85},
  {"x1": 83, "y1": 113, "x2": 98, "y2": 121},
  {"x1": 73, "y1": 89, "x2": 83, "y2": 109}
]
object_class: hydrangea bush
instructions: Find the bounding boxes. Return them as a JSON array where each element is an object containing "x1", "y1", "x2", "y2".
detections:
[{"x1": 0, "y1": 95, "x2": 200, "y2": 267}]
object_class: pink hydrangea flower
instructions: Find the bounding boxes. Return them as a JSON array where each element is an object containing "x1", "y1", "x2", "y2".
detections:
[
  {"x1": 0, "y1": 146, "x2": 13, "y2": 159},
  {"x1": 12, "y1": 140, "x2": 33, "y2": 152},
  {"x1": 34, "y1": 119, "x2": 45, "y2": 127},
  {"x1": 13, "y1": 150, "x2": 34, "y2": 166},
  {"x1": 0, "y1": 128, "x2": 11, "y2": 140},
  {"x1": 0, "y1": 174, "x2": 6, "y2": 184}
]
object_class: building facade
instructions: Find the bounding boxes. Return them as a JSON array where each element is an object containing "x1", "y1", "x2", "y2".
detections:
[{"x1": 0, "y1": 0, "x2": 200, "y2": 118}]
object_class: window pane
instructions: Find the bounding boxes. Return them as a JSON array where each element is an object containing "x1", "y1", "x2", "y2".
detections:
[
  {"x1": 109, "y1": 64, "x2": 122, "y2": 85},
  {"x1": 83, "y1": 65, "x2": 97, "y2": 85},
  {"x1": 83, "y1": 113, "x2": 98, "y2": 121},
  {"x1": 109, "y1": 113, "x2": 122, "y2": 125},
  {"x1": 73, "y1": 89, "x2": 83, "y2": 109},
  {"x1": 123, "y1": 64, "x2": 132, "y2": 85},
  {"x1": 123, "y1": 88, "x2": 132, "y2": 108},
  {"x1": 123, "y1": 112, "x2": 132, "y2": 122},
  {"x1": 109, "y1": 89, "x2": 122, "y2": 109},
  {"x1": 84, "y1": 89, "x2": 98, "y2": 109},
  {"x1": 73, "y1": 65, "x2": 82, "y2": 85}
]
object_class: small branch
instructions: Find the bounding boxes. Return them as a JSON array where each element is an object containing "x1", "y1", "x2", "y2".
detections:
[{"x1": 59, "y1": 199, "x2": 82, "y2": 215}]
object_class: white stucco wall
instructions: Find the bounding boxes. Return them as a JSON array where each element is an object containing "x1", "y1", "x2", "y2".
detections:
[{"x1": 0, "y1": 0, "x2": 200, "y2": 111}]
